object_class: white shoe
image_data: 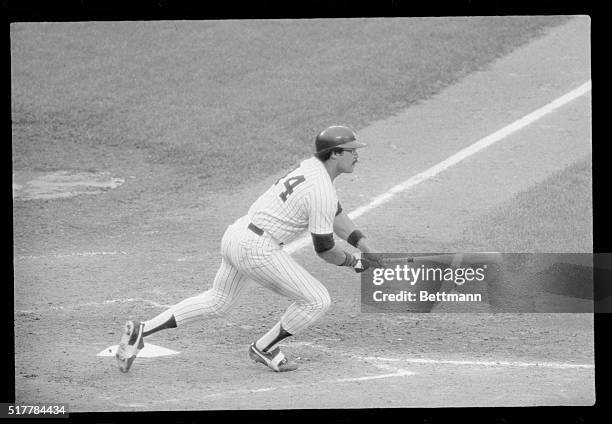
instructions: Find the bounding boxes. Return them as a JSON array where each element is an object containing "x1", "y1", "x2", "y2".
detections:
[
  {"x1": 115, "y1": 320, "x2": 144, "y2": 373},
  {"x1": 249, "y1": 343, "x2": 298, "y2": 372}
]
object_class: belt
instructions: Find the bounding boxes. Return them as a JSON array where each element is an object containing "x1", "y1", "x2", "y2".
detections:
[
  {"x1": 248, "y1": 222, "x2": 284, "y2": 245},
  {"x1": 248, "y1": 222, "x2": 264, "y2": 236}
]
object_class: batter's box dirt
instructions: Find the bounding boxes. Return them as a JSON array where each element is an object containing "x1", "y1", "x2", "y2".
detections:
[{"x1": 89, "y1": 342, "x2": 411, "y2": 410}]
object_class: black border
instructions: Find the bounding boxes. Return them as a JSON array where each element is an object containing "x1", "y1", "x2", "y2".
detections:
[
  {"x1": 6, "y1": 1, "x2": 603, "y2": 423},
  {"x1": 4, "y1": 0, "x2": 596, "y2": 22}
]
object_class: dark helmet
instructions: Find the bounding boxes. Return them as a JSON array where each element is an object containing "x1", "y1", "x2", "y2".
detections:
[{"x1": 315, "y1": 125, "x2": 367, "y2": 154}]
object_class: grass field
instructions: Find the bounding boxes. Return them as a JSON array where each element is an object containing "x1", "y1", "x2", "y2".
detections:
[
  {"x1": 456, "y1": 156, "x2": 592, "y2": 252},
  {"x1": 11, "y1": 16, "x2": 572, "y2": 253},
  {"x1": 12, "y1": 17, "x2": 569, "y2": 193}
]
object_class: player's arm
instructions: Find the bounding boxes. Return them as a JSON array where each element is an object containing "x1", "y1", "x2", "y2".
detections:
[
  {"x1": 309, "y1": 198, "x2": 369, "y2": 271},
  {"x1": 333, "y1": 208, "x2": 377, "y2": 253},
  {"x1": 312, "y1": 233, "x2": 361, "y2": 268}
]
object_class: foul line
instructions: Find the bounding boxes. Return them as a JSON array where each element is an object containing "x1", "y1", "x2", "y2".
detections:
[
  {"x1": 361, "y1": 356, "x2": 594, "y2": 370},
  {"x1": 285, "y1": 81, "x2": 591, "y2": 253},
  {"x1": 19, "y1": 82, "x2": 591, "y2": 313},
  {"x1": 295, "y1": 341, "x2": 594, "y2": 370}
]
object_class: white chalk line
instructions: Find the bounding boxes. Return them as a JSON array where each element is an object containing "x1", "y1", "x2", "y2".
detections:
[
  {"x1": 113, "y1": 338, "x2": 591, "y2": 408},
  {"x1": 17, "y1": 298, "x2": 172, "y2": 314},
  {"x1": 361, "y1": 357, "x2": 594, "y2": 370},
  {"x1": 288, "y1": 341, "x2": 414, "y2": 375},
  {"x1": 295, "y1": 341, "x2": 593, "y2": 370},
  {"x1": 20, "y1": 82, "x2": 592, "y2": 314},
  {"x1": 15, "y1": 251, "x2": 128, "y2": 260},
  {"x1": 194, "y1": 342, "x2": 415, "y2": 401},
  {"x1": 110, "y1": 341, "x2": 414, "y2": 408},
  {"x1": 113, "y1": 357, "x2": 413, "y2": 407},
  {"x1": 113, "y1": 371, "x2": 415, "y2": 407},
  {"x1": 113, "y1": 367, "x2": 414, "y2": 407},
  {"x1": 197, "y1": 369, "x2": 415, "y2": 401},
  {"x1": 285, "y1": 80, "x2": 592, "y2": 254}
]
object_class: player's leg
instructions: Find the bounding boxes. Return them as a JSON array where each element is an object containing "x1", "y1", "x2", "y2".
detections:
[
  {"x1": 144, "y1": 220, "x2": 252, "y2": 334},
  {"x1": 217, "y1": 218, "x2": 331, "y2": 371},
  {"x1": 143, "y1": 258, "x2": 251, "y2": 335},
  {"x1": 115, "y1": 258, "x2": 251, "y2": 372},
  {"x1": 246, "y1": 249, "x2": 331, "y2": 351},
  {"x1": 244, "y1": 251, "x2": 331, "y2": 372},
  {"x1": 116, "y1": 221, "x2": 250, "y2": 372}
]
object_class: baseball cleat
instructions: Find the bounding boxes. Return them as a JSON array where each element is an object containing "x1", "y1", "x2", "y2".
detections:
[
  {"x1": 115, "y1": 320, "x2": 145, "y2": 373},
  {"x1": 249, "y1": 343, "x2": 298, "y2": 372}
]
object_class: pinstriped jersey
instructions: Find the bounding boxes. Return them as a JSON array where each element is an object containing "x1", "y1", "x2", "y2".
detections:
[{"x1": 247, "y1": 157, "x2": 338, "y2": 244}]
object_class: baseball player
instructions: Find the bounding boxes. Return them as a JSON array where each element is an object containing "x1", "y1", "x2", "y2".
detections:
[{"x1": 116, "y1": 125, "x2": 378, "y2": 373}]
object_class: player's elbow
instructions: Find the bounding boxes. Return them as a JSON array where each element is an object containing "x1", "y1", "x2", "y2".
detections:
[
  {"x1": 315, "y1": 249, "x2": 333, "y2": 263},
  {"x1": 312, "y1": 233, "x2": 335, "y2": 254}
]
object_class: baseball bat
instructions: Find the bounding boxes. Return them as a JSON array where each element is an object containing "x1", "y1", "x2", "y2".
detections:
[{"x1": 374, "y1": 252, "x2": 503, "y2": 266}]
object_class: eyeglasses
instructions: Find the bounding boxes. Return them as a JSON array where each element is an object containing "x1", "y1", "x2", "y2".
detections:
[{"x1": 339, "y1": 148, "x2": 357, "y2": 154}]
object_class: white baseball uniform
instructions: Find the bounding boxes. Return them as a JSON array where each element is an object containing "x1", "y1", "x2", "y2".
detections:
[{"x1": 166, "y1": 157, "x2": 339, "y2": 334}]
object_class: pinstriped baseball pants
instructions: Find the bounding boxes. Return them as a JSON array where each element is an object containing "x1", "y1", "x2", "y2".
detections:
[{"x1": 168, "y1": 216, "x2": 331, "y2": 335}]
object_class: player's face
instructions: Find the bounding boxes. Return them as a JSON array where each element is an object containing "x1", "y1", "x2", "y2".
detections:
[{"x1": 338, "y1": 148, "x2": 359, "y2": 173}]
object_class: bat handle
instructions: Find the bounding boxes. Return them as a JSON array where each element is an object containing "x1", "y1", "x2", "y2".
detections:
[{"x1": 377, "y1": 257, "x2": 414, "y2": 264}]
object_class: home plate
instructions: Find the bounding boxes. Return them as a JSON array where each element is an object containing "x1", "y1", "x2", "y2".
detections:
[{"x1": 97, "y1": 343, "x2": 180, "y2": 357}]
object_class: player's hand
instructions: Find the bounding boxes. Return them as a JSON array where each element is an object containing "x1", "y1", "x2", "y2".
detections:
[
  {"x1": 361, "y1": 253, "x2": 385, "y2": 269},
  {"x1": 354, "y1": 258, "x2": 370, "y2": 273},
  {"x1": 354, "y1": 255, "x2": 384, "y2": 273},
  {"x1": 340, "y1": 252, "x2": 383, "y2": 273}
]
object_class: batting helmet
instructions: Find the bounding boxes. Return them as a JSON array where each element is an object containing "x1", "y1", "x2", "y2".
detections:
[{"x1": 315, "y1": 125, "x2": 366, "y2": 153}]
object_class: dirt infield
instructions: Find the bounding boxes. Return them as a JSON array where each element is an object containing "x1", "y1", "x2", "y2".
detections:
[{"x1": 12, "y1": 17, "x2": 592, "y2": 411}]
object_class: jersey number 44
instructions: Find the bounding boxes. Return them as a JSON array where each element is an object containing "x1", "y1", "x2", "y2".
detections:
[{"x1": 274, "y1": 165, "x2": 306, "y2": 202}]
